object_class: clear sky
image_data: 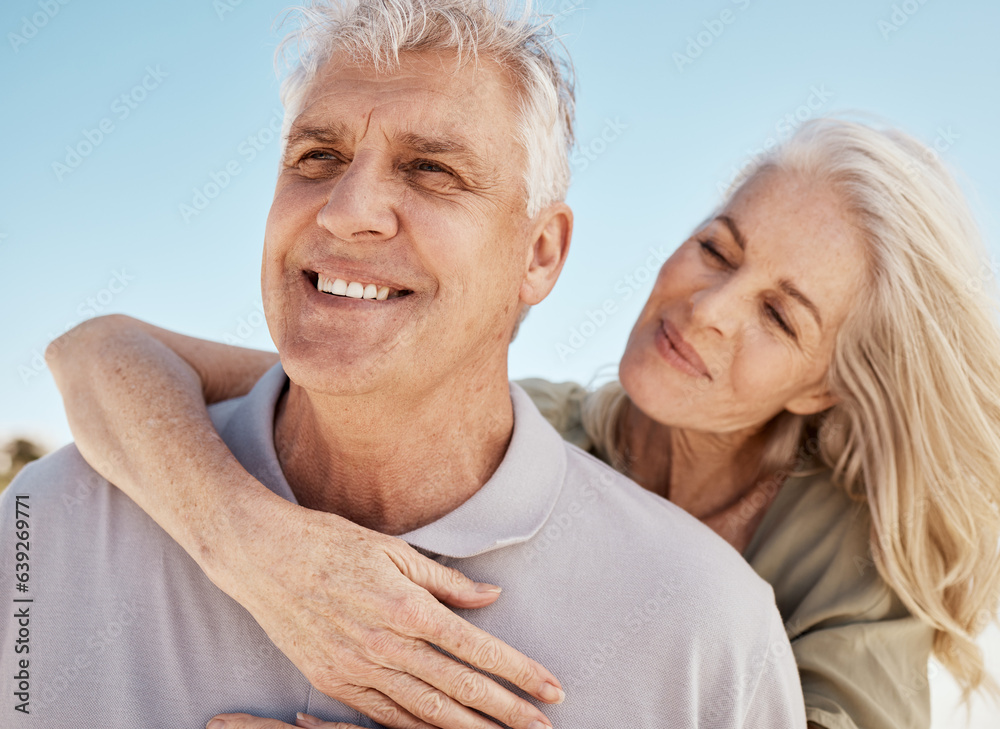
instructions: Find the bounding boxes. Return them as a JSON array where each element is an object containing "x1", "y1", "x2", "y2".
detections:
[{"x1": 2, "y1": 0, "x2": 999, "y2": 724}]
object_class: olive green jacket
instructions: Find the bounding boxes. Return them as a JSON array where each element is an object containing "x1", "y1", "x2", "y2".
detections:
[{"x1": 518, "y1": 378, "x2": 934, "y2": 729}]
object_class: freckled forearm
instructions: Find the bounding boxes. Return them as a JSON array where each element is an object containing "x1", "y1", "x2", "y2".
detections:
[{"x1": 45, "y1": 315, "x2": 279, "y2": 575}]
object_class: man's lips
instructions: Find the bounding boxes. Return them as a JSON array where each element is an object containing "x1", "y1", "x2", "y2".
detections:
[{"x1": 658, "y1": 319, "x2": 712, "y2": 379}]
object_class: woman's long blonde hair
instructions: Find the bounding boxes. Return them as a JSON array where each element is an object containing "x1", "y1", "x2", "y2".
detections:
[{"x1": 584, "y1": 118, "x2": 1000, "y2": 698}]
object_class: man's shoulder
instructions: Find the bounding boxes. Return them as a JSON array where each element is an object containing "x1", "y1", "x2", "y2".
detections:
[
  {"x1": 556, "y1": 441, "x2": 779, "y2": 610},
  {"x1": 1, "y1": 443, "x2": 109, "y2": 514}
]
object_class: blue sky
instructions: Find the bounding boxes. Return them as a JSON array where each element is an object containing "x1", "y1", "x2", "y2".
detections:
[
  {"x1": 2, "y1": 0, "x2": 1000, "y2": 723},
  {"x1": 3, "y1": 0, "x2": 1000, "y2": 448}
]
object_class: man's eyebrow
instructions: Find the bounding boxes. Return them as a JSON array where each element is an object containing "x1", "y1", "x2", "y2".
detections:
[
  {"x1": 285, "y1": 126, "x2": 488, "y2": 174},
  {"x1": 716, "y1": 215, "x2": 748, "y2": 251},
  {"x1": 397, "y1": 131, "x2": 476, "y2": 158},
  {"x1": 780, "y1": 279, "x2": 823, "y2": 330},
  {"x1": 285, "y1": 123, "x2": 353, "y2": 150}
]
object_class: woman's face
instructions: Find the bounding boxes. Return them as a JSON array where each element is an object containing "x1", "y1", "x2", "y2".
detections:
[{"x1": 620, "y1": 169, "x2": 868, "y2": 434}]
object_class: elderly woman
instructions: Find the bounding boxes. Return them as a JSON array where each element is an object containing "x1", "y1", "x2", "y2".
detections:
[{"x1": 47, "y1": 118, "x2": 1000, "y2": 729}]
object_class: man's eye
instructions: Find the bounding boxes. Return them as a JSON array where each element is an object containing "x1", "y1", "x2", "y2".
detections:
[
  {"x1": 302, "y1": 150, "x2": 340, "y2": 162},
  {"x1": 414, "y1": 160, "x2": 447, "y2": 174}
]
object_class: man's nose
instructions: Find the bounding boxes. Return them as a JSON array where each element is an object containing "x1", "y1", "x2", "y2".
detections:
[{"x1": 316, "y1": 154, "x2": 399, "y2": 241}]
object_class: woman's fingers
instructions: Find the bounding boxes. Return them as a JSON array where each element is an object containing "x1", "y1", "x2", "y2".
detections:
[
  {"x1": 366, "y1": 666, "x2": 509, "y2": 729},
  {"x1": 387, "y1": 546, "x2": 565, "y2": 707},
  {"x1": 218, "y1": 507, "x2": 561, "y2": 729},
  {"x1": 330, "y1": 685, "x2": 438, "y2": 729},
  {"x1": 388, "y1": 544, "x2": 503, "y2": 610},
  {"x1": 375, "y1": 641, "x2": 557, "y2": 729},
  {"x1": 206, "y1": 713, "x2": 360, "y2": 729},
  {"x1": 295, "y1": 714, "x2": 364, "y2": 729}
]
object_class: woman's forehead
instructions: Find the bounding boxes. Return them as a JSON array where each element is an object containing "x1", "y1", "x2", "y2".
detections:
[{"x1": 715, "y1": 173, "x2": 869, "y2": 326}]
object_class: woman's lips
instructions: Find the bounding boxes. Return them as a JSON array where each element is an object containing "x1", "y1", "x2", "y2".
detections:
[{"x1": 656, "y1": 319, "x2": 712, "y2": 380}]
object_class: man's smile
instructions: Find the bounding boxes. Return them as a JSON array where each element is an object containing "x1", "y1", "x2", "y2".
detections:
[{"x1": 312, "y1": 272, "x2": 413, "y2": 301}]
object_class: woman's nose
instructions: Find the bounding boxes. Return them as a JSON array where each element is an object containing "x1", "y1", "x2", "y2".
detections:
[
  {"x1": 316, "y1": 154, "x2": 399, "y2": 242},
  {"x1": 689, "y1": 281, "x2": 744, "y2": 340}
]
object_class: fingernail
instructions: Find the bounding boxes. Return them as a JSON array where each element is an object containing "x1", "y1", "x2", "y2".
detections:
[
  {"x1": 475, "y1": 582, "x2": 503, "y2": 594},
  {"x1": 528, "y1": 721, "x2": 552, "y2": 729},
  {"x1": 538, "y1": 681, "x2": 565, "y2": 703},
  {"x1": 296, "y1": 712, "x2": 322, "y2": 727},
  {"x1": 207, "y1": 721, "x2": 226, "y2": 729}
]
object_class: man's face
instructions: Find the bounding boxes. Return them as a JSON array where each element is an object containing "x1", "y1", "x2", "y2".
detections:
[{"x1": 262, "y1": 51, "x2": 532, "y2": 397}]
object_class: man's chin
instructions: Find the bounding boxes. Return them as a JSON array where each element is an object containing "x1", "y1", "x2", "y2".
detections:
[{"x1": 277, "y1": 336, "x2": 407, "y2": 397}]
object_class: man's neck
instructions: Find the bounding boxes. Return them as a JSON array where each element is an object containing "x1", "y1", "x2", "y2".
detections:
[{"x1": 273, "y1": 368, "x2": 514, "y2": 536}]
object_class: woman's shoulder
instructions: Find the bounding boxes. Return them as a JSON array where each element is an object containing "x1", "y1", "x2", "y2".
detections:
[
  {"x1": 748, "y1": 468, "x2": 936, "y2": 729},
  {"x1": 746, "y1": 468, "x2": 911, "y2": 627},
  {"x1": 514, "y1": 378, "x2": 594, "y2": 452}
]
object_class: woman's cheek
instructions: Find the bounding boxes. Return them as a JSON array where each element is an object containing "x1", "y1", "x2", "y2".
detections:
[{"x1": 729, "y1": 337, "x2": 798, "y2": 413}]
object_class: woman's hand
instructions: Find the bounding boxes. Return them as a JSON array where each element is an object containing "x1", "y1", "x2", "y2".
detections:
[
  {"x1": 210, "y1": 490, "x2": 562, "y2": 729},
  {"x1": 207, "y1": 712, "x2": 366, "y2": 729},
  {"x1": 45, "y1": 316, "x2": 561, "y2": 729}
]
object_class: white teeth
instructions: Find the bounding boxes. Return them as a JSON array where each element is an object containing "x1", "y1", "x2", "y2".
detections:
[{"x1": 316, "y1": 274, "x2": 402, "y2": 301}]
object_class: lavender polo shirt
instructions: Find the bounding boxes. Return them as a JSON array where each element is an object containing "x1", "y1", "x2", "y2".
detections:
[{"x1": 1, "y1": 365, "x2": 805, "y2": 727}]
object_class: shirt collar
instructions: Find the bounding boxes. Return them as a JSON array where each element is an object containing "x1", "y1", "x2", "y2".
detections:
[{"x1": 219, "y1": 364, "x2": 567, "y2": 558}]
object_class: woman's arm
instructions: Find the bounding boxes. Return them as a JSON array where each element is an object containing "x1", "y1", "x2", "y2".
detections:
[{"x1": 46, "y1": 315, "x2": 563, "y2": 729}]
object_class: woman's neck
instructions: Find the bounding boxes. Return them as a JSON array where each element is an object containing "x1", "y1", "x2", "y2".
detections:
[{"x1": 620, "y1": 401, "x2": 770, "y2": 522}]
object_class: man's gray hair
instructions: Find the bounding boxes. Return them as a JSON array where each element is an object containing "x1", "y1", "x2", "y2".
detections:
[{"x1": 276, "y1": 0, "x2": 576, "y2": 217}]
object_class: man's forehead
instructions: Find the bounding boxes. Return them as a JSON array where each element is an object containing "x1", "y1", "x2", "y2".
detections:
[{"x1": 293, "y1": 52, "x2": 515, "y2": 139}]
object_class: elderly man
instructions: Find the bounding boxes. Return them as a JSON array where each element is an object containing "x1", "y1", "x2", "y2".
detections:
[{"x1": 1, "y1": 1, "x2": 805, "y2": 728}]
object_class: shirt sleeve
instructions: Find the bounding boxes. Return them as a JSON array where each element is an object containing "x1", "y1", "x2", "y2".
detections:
[
  {"x1": 741, "y1": 606, "x2": 808, "y2": 729},
  {"x1": 744, "y1": 471, "x2": 935, "y2": 729}
]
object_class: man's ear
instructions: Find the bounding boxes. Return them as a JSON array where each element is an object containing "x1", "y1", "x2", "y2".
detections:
[
  {"x1": 785, "y1": 384, "x2": 838, "y2": 416},
  {"x1": 520, "y1": 202, "x2": 573, "y2": 306}
]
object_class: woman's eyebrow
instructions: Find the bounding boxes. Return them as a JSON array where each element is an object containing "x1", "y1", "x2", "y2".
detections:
[
  {"x1": 714, "y1": 214, "x2": 824, "y2": 330},
  {"x1": 717, "y1": 215, "x2": 749, "y2": 251}
]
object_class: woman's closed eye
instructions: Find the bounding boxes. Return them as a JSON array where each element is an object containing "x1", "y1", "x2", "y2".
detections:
[
  {"x1": 764, "y1": 302, "x2": 796, "y2": 339},
  {"x1": 699, "y1": 240, "x2": 732, "y2": 267}
]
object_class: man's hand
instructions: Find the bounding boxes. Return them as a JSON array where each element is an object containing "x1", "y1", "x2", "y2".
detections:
[
  {"x1": 207, "y1": 712, "x2": 362, "y2": 729},
  {"x1": 209, "y1": 494, "x2": 562, "y2": 729}
]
